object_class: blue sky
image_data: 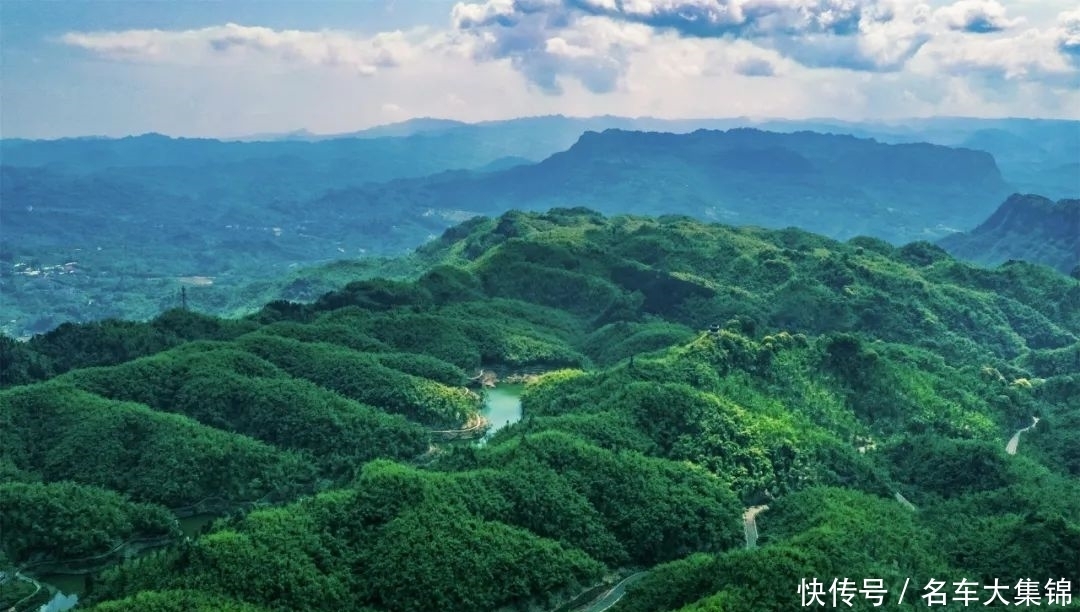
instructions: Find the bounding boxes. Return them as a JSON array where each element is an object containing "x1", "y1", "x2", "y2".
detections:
[{"x1": 3, "y1": 0, "x2": 1078, "y2": 138}]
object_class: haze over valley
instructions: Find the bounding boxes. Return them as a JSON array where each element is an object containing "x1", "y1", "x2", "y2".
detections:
[{"x1": 3, "y1": 116, "x2": 1077, "y2": 338}]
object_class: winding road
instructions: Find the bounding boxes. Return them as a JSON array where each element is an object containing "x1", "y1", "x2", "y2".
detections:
[
  {"x1": 1006, "y1": 417, "x2": 1040, "y2": 455},
  {"x1": 9, "y1": 571, "x2": 42, "y2": 611},
  {"x1": 743, "y1": 505, "x2": 768, "y2": 550},
  {"x1": 894, "y1": 491, "x2": 917, "y2": 511},
  {"x1": 582, "y1": 572, "x2": 649, "y2": 612}
]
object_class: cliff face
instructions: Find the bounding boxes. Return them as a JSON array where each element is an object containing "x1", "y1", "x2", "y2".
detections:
[
  {"x1": 939, "y1": 194, "x2": 1080, "y2": 275},
  {"x1": 558, "y1": 128, "x2": 1007, "y2": 184}
]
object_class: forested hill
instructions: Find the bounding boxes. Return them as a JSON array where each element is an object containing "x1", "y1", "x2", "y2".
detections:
[
  {"x1": 320, "y1": 128, "x2": 1012, "y2": 245},
  {"x1": 2, "y1": 128, "x2": 1013, "y2": 339},
  {"x1": 938, "y1": 194, "x2": 1080, "y2": 276},
  {"x1": 3, "y1": 209, "x2": 1079, "y2": 612}
]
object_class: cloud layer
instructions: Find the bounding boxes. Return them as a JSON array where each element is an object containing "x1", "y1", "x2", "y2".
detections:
[
  {"x1": 25, "y1": 0, "x2": 1080, "y2": 137},
  {"x1": 60, "y1": 22, "x2": 433, "y2": 75},
  {"x1": 58, "y1": 2, "x2": 1080, "y2": 88}
]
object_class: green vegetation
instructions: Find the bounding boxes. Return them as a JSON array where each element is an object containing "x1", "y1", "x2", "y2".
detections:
[
  {"x1": 2, "y1": 208, "x2": 1078, "y2": 611},
  {"x1": 12, "y1": 117, "x2": 1075, "y2": 339},
  {"x1": 939, "y1": 194, "x2": 1080, "y2": 275},
  {"x1": 1, "y1": 383, "x2": 316, "y2": 508},
  {"x1": 1, "y1": 481, "x2": 179, "y2": 567},
  {"x1": 84, "y1": 590, "x2": 273, "y2": 612}
]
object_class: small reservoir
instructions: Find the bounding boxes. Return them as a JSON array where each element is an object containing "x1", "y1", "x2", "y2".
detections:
[{"x1": 479, "y1": 384, "x2": 524, "y2": 441}]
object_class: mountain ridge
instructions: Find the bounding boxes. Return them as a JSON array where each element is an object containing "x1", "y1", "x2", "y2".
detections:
[
  {"x1": 0, "y1": 122, "x2": 1064, "y2": 339},
  {"x1": 328, "y1": 127, "x2": 1010, "y2": 245},
  {"x1": 3, "y1": 208, "x2": 1079, "y2": 612},
  {"x1": 939, "y1": 193, "x2": 1080, "y2": 275}
]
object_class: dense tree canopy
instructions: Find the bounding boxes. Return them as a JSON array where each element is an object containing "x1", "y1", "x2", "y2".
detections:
[{"x1": 2, "y1": 209, "x2": 1077, "y2": 612}]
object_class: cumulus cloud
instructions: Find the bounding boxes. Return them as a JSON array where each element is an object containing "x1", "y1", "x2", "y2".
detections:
[
  {"x1": 60, "y1": 23, "x2": 429, "y2": 75},
  {"x1": 454, "y1": 5, "x2": 653, "y2": 93},
  {"x1": 934, "y1": 0, "x2": 1022, "y2": 33},
  {"x1": 46, "y1": 1, "x2": 1080, "y2": 132},
  {"x1": 451, "y1": 0, "x2": 941, "y2": 92},
  {"x1": 767, "y1": 3, "x2": 932, "y2": 71},
  {"x1": 566, "y1": 0, "x2": 867, "y2": 37},
  {"x1": 1058, "y1": 8, "x2": 1080, "y2": 62},
  {"x1": 923, "y1": 7, "x2": 1080, "y2": 85}
]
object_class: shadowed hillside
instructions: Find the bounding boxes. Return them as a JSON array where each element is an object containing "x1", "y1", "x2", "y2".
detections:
[{"x1": 939, "y1": 194, "x2": 1080, "y2": 276}]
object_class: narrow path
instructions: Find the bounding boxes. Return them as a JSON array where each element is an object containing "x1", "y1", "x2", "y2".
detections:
[
  {"x1": 1006, "y1": 416, "x2": 1040, "y2": 455},
  {"x1": 10, "y1": 571, "x2": 43, "y2": 611},
  {"x1": 429, "y1": 413, "x2": 489, "y2": 439},
  {"x1": 582, "y1": 572, "x2": 649, "y2": 612},
  {"x1": 743, "y1": 505, "x2": 768, "y2": 550},
  {"x1": 894, "y1": 491, "x2": 917, "y2": 512}
]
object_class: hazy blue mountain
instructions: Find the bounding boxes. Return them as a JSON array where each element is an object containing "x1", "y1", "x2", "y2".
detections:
[
  {"x1": 938, "y1": 194, "x2": 1080, "y2": 275},
  {"x1": 333, "y1": 117, "x2": 471, "y2": 139},
  {"x1": 0, "y1": 163, "x2": 454, "y2": 337},
  {"x1": 321, "y1": 128, "x2": 1011, "y2": 243},
  {"x1": 0, "y1": 123, "x2": 1056, "y2": 338},
  {"x1": 1, "y1": 132, "x2": 515, "y2": 178},
  {"x1": 729, "y1": 117, "x2": 1077, "y2": 200},
  {"x1": 212, "y1": 114, "x2": 1078, "y2": 199},
  {"x1": 410, "y1": 115, "x2": 1079, "y2": 200},
  {"x1": 7, "y1": 115, "x2": 1075, "y2": 198},
  {"x1": 229, "y1": 118, "x2": 474, "y2": 141}
]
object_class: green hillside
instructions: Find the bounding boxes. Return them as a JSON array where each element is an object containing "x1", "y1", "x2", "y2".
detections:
[
  {"x1": 317, "y1": 128, "x2": 1012, "y2": 245},
  {"x1": 2, "y1": 208, "x2": 1078, "y2": 611},
  {"x1": 1, "y1": 127, "x2": 1016, "y2": 339},
  {"x1": 939, "y1": 194, "x2": 1080, "y2": 276}
]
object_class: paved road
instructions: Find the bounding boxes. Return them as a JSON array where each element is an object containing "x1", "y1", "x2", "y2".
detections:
[
  {"x1": 1006, "y1": 416, "x2": 1040, "y2": 455},
  {"x1": 894, "y1": 491, "x2": 917, "y2": 511},
  {"x1": 584, "y1": 572, "x2": 649, "y2": 612},
  {"x1": 10, "y1": 571, "x2": 43, "y2": 611},
  {"x1": 743, "y1": 505, "x2": 768, "y2": 549}
]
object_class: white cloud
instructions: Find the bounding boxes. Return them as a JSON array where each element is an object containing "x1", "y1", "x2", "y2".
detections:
[
  {"x1": 1058, "y1": 7, "x2": 1080, "y2": 61},
  {"x1": 934, "y1": 0, "x2": 1024, "y2": 33},
  {"x1": 920, "y1": 7, "x2": 1080, "y2": 84},
  {"x1": 31, "y1": 1, "x2": 1079, "y2": 138},
  {"x1": 60, "y1": 23, "x2": 433, "y2": 75},
  {"x1": 450, "y1": 0, "x2": 939, "y2": 83}
]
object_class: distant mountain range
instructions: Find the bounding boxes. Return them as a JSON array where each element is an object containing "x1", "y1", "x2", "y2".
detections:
[
  {"x1": 8, "y1": 115, "x2": 1077, "y2": 199},
  {"x1": 228, "y1": 114, "x2": 1080, "y2": 200},
  {"x1": 939, "y1": 194, "x2": 1080, "y2": 275},
  {"x1": 319, "y1": 127, "x2": 1012, "y2": 244},
  {"x1": 0, "y1": 118, "x2": 1074, "y2": 338}
]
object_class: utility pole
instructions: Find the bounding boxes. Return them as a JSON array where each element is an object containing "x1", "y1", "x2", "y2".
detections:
[{"x1": 181, "y1": 286, "x2": 188, "y2": 310}]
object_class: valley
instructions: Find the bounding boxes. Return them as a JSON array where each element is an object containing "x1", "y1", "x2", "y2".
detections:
[
  {"x1": 3, "y1": 116, "x2": 1076, "y2": 340},
  {"x1": 3, "y1": 209, "x2": 1079, "y2": 611}
]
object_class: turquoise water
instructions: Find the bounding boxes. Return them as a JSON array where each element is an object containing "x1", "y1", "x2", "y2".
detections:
[
  {"x1": 34, "y1": 512, "x2": 217, "y2": 604},
  {"x1": 480, "y1": 384, "x2": 524, "y2": 440},
  {"x1": 39, "y1": 591, "x2": 79, "y2": 612},
  {"x1": 37, "y1": 573, "x2": 84, "y2": 609}
]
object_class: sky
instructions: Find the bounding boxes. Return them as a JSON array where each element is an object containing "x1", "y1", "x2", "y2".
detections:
[{"x1": 2, "y1": 0, "x2": 1079, "y2": 138}]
